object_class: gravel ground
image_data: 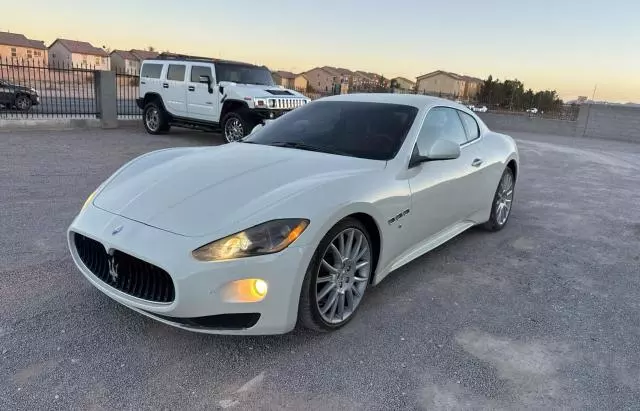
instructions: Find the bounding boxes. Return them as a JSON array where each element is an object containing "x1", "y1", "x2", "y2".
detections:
[{"x1": 1, "y1": 127, "x2": 640, "y2": 410}]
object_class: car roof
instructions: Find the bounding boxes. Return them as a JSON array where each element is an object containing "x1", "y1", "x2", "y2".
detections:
[{"x1": 318, "y1": 93, "x2": 463, "y2": 110}]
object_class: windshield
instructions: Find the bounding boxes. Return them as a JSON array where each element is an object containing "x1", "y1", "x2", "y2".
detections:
[
  {"x1": 244, "y1": 100, "x2": 419, "y2": 160},
  {"x1": 215, "y1": 63, "x2": 275, "y2": 86}
]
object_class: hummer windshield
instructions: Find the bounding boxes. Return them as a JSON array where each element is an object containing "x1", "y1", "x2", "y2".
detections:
[{"x1": 215, "y1": 63, "x2": 275, "y2": 86}]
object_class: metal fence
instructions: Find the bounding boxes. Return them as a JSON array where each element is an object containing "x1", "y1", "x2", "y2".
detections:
[
  {"x1": 1, "y1": 57, "x2": 579, "y2": 122},
  {"x1": 115, "y1": 70, "x2": 141, "y2": 117},
  {"x1": 0, "y1": 58, "x2": 98, "y2": 118}
]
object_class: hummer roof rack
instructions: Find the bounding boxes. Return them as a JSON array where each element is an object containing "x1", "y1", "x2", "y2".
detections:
[{"x1": 155, "y1": 52, "x2": 261, "y2": 68}]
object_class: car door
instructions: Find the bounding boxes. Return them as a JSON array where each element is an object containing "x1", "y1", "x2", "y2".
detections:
[
  {"x1": 456, "y1": 109, "x2": 493, "y2": 215},
  {"x1": 0, "y1": 80, "x2": 11, "y2": 105},
  {"x1": 163, "y1": 63, "x2": 188, "y2": 116},
  {"x1": 186, "y1": 64, "x2": 220, "y2": 123},
  {"x1": 407, "y1": 106, "x2": 482, "y2": 244}
]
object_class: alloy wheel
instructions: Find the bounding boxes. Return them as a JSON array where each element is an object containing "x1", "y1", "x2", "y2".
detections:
[
  {"x1": 16, "y1": 96, "x2": 30, "y2": 110},
  {"x1": 224, "y1": 118, "x2": 244, "y2": 142},
  {"x1": 145, "y1": 107, "x2": 160, "y2": 132},
  {"x1": 315, "y1": 228, "x2": 371, "y2": 324},
  {"x1": 495, "y1": 170, "x2": 514, "y2": 225}
]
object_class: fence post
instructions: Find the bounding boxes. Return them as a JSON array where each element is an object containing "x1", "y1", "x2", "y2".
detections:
[
  {"x1": 575, "y1": 103, "x2": 591, "y2": 137},
  {"x1": 94, "y1": 70, "x2": 118, "y2": 128}
]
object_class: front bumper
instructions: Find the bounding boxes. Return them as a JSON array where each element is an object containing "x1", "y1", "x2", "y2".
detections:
[
  {"x1": 248, "y1": 108, "x2": 292, "y2": 124},
  {"x1": 67, "y1": 204, "x2": 313, "y2": 335}
]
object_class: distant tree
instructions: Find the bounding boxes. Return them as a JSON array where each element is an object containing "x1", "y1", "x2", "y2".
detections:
[
  {"x1": 390, "y1": 78, "x2": 399, "y2": 89},
  {"x1": 147, "y1": 46, "x2": 156, "y2": 52}
]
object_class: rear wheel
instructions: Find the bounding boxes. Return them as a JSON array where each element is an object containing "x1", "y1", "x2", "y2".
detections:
[
  {"x1": 143, "y1": 102, "x2": 170, "y2": 134},
  {"x1": 15, "y1": 94, "x2": 32, "y2": 111},
  {"x1": 483, "y1": 167, "x2": 515, "y2": 231},
  {"x1": 298, "y1": 218, "x2": 373, "y2": 332}
]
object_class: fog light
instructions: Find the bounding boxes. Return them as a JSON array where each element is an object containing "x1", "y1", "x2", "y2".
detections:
[{"x1": 222, "y1": 279, "x2": 268, "y2": 303}]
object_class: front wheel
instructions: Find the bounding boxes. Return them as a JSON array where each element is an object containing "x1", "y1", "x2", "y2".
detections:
[
  {"x1": 298, "y1": 218, "x2": 373, "y2": 332},
  {"x1": 15, "y1": 95, "x2": 32, "y2": 111},
  {"x1": 483, "y1": 167, "x2": 515, "y2": 231},
  {"x1": 221, "y1": 111, "x2": 253, "y2": 143}
]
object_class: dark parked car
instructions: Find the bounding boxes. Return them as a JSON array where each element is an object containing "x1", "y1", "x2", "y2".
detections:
[{"x1": 0, "y1": 79, "x2": 40, "y2": 111}]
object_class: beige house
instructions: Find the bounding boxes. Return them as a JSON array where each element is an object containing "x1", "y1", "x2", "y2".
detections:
[
  {"x1": 0, "y1": 31, "x2": 47, "y2": 65},
  {"x1": 48, "y1": 39, "x2": 110, "y2": 70},
  {"x1": 110, "y1": 49, "x2": 158, "y2": 74},
  {"x1": 416, "y1": 70, "x2": 483, "y2": 99},
  {"x1": 352, "y1": 71, "x2": 382, "y2": 88},
  {"x1": 272, "y1": 70, "x2": 296, "y2": 88},
  {"x1": 303, "y1": 66, "x2": 345, "y2": 92},
  {"x1": 294, "y1": 73, "x2": 309, "y2": 91},
  {"x1": 391, "y1": 76, "x2": 416, "y2": 90}
]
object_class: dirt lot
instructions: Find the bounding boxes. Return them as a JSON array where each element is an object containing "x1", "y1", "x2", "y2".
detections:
[{"x1": 1, "y1": 127, "x2": 639, "y2": 410}]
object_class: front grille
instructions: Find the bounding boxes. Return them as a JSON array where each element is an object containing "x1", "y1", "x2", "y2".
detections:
[
  {"x1": 269, "y1": 98, "x2": 305, "y2": 110},
  {"x1": 73, "y1": 233, "x2": 175, "y2": 303}
]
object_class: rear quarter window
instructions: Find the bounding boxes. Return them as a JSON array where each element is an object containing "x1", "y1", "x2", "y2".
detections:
[{"x1": 140, "y1": 63, "x2": 162, "y2": 79}]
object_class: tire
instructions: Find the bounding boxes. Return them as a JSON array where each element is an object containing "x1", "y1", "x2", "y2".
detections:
[
  {"x1": 143, "y1": 101, "x2": 170, "y2": 135},
  {"x1": 298, "y1": 217, "x2": 374, "y2": 332},
  {"x1": 483, "y1": 166, "x2": 515, "y2": 231},
  {"x1": 15, "y1": 94, "x2": 32, "y2": 111},
  {"x1": 221, "y1": 111, "x2": 254, "y2": 143}
]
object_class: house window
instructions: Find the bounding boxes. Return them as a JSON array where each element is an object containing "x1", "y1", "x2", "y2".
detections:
[
  {"x1": 82, "y1": 57, "x2": 87, "y2": 65},
  {"x1": 34, "y1": 50, "x2": 42, "y2": 57},
  {"x1": 11, "y1": 48, "x2": 17, "y2": 57},
  {"x1": 95, "y1": 56, "x2": 100, "y2": 64},
  {"x1": 27, "y1": 50, "x2": 33, "y2": 59}
]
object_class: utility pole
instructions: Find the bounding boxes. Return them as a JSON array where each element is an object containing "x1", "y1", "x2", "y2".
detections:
[{"x1": 591, "y1": 84, "x2": 598, "y2": 101}]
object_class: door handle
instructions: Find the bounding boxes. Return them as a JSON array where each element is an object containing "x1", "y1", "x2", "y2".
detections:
[
  {"x1": 471, "y1": 158, "x2": 483, "y2": 167},
  {"x1": 162, "y1": 83, "x2": 169, "y2": 88},
  {"x1": 188, "y1": 86, "x2": 195, "y2": 91}
]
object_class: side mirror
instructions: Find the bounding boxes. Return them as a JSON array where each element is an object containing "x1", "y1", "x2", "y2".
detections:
[
  {"x1": 198, "y1": 75, "x2": 211, "y2": 84},
  {"x1": 425, "y1": 139, "x2": 461, "y2": 160},
  {"x1": 409, "y1": 139, "x2": 461, "y2": 168}
]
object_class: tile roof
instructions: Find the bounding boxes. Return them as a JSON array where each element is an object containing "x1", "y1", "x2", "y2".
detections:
[
  {"x1": 110, "y1": 49, "x2": 137, "y2": 61},
  {"x1": 0, "y1": 31, "x2": 46, "y2": 49},
  {"x1": 392, "y1": 76, "x2": 416, "y2": 85},
  {"x1": 274, "y1": 70, "x2": 296, "y2": 79},
  {"x1": 416, "y1": 70, "x2": 483, "y2": 83},
  {"x1": 129, "y1": 49, "x2": 159, "y2": 60},
  {"x1": 51, "y1": 39, "x2": 109, "y2": 57}
]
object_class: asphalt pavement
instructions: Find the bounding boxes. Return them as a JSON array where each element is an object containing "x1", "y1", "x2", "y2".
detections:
[{"x1": 1, "y1": 127, "x2": 640, "y2": 410}]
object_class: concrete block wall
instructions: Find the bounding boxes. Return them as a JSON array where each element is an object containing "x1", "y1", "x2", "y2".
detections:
[
  {"x1": 478, "y1": 112, "x2": 578, "y2": 137},
  {"x1": 583, "y1": 105, "x2": 640, "y2": 142},
  {"x1": 478, "y1": 104, "x2": 640, "y2": 143}
]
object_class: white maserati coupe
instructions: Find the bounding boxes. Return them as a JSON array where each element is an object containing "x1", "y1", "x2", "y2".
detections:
[{"x1": 67, "y1": 94, "x2": 519, "y2": 335}]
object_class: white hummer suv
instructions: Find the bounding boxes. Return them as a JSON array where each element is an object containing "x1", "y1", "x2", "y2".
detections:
[{"x1": 136, "y1": 54, "x2": 310, "y2": 142}]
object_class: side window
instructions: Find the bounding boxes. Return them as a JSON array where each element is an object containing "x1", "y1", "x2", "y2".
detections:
[
  {"x1": 458, "y1": 111, "x2": 480, "y2": 142},
  {"x1": 190, "y1": 65, "x2": 213, "y2": 83},
  {"x1": 140, "y1": 63, "x2": 162, "y2": 79},
  {"x1": 417, "y1": 107, "x2": 468, "y2": 151},
  {"x1": 166, "y1": 64, "x2": 186, "y2": 81}
]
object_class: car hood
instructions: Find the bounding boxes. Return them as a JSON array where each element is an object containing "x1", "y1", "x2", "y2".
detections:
[
  {"x1": 93, "y1": 143, "x2": 384, "y2": 237},
  {"x1": 221, "y1": 82, "x2": 307, "y2": 99}
]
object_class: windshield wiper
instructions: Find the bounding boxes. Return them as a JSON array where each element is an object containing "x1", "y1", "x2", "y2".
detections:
[{"x1": 267, "y1": 141, "x2": 347, "y2": 156}]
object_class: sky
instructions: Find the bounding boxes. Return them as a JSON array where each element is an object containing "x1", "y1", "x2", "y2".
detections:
[{"x1": 3, "y1": 0, "x2": 639, "y2": 102}]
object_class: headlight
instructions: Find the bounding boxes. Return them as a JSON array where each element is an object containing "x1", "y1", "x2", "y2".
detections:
[
  {"x1": 267, "y1": 99, "x2": 276, "y2": 108},
  {"x1": 192, "y1": 219, "x2": 309, "y2": 261},
  {"x1": 253, "y1": 98, "x2": 267, "y2": 108},
  {"x1": 82, "y1": 190, "x2": 97, "y2": 211}
]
